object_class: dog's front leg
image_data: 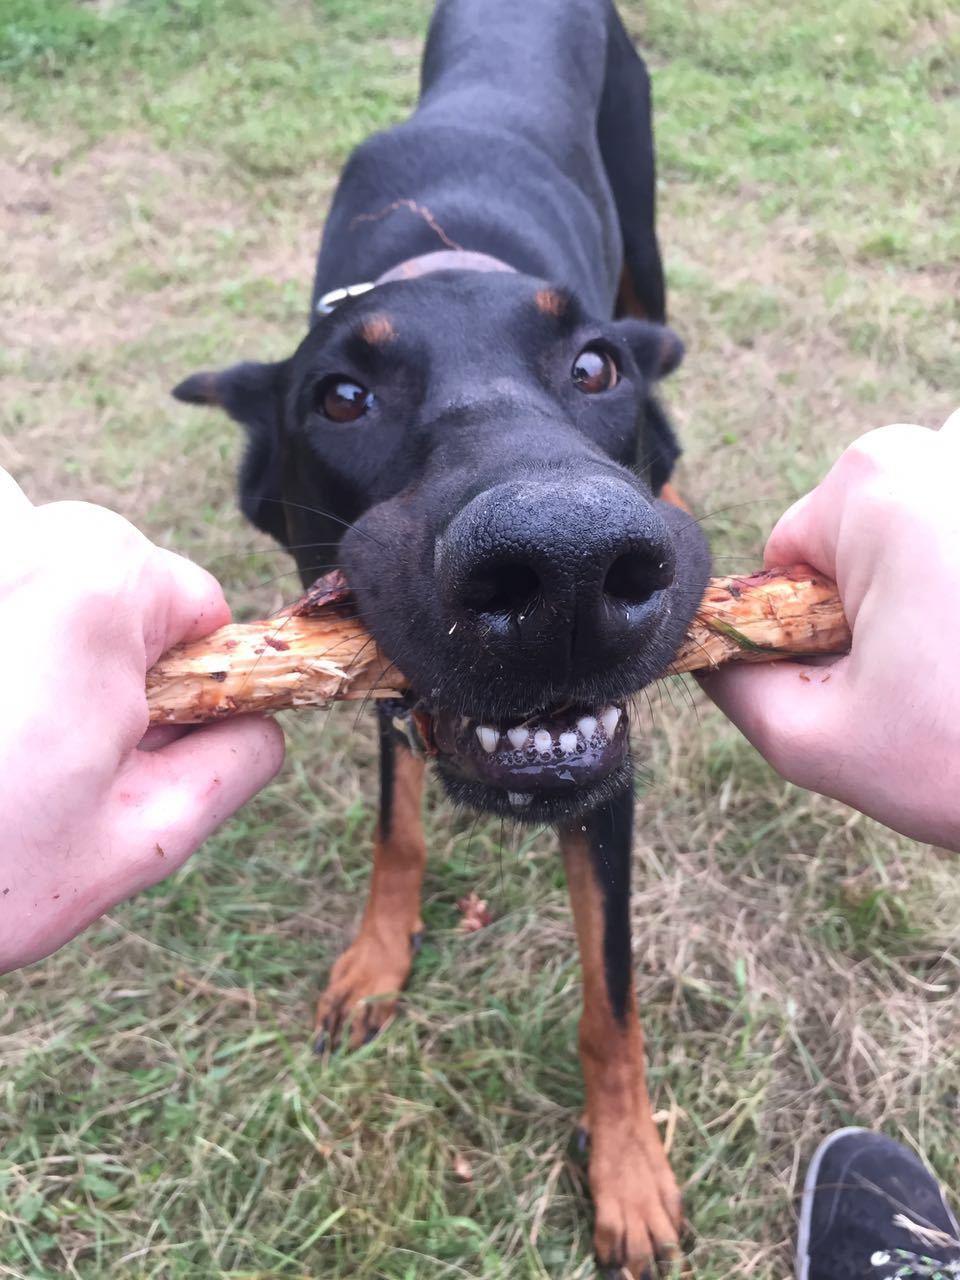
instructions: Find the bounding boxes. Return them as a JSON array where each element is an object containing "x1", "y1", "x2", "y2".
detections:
[
  {"x1": 560, "y1": 789, "x2": 683, "y2": 1278},
  {"x1": 314, "y1": 717, "x2": 426, "y2": 1052}
]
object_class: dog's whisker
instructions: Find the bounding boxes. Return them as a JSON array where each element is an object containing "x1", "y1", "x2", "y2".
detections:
[
  {"x1": 668, "y1": 673, "x2": 701, "y2": 724},
  {"x1": 345, "y1": 637, "x2": 381, "y2": 719},
  {"x1": 203, "y1": 541, "x2": 351, "y2": 570},
  {"x1": 685, "y1": 497, "x2": 784, "y2": 526},
  {"x1": 497, "y1": 815, "x2": 507, "y2": 894},
  {"x1": 707, "y1": 554, "x2": 766, "y2": 562},
  {"x1": 352, "y1": 644, "x2": 414, "y2": 729},
  {"x1": 242, "y1": 494, "x2": 389, "y2": 550}
]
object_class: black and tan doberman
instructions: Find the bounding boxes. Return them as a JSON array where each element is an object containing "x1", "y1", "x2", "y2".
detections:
[{"x1": 175, "y1": 0, "x2": 710, "y2": 1272}]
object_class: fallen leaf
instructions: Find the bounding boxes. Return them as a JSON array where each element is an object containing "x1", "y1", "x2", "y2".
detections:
[{"x1": 456, "y1": 890, "x2": 493, "y2": 932}]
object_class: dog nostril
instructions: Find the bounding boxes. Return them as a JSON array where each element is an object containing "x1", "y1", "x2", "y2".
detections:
[
  {"x1": 603, "y1": 551, "x2": 672, "y2": 606},
  {"x1": 462, "y1": 562, "x2": 541, "y2": 615}
]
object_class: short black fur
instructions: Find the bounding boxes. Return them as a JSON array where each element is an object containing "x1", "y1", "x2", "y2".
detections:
[
  {"x1": 584, "y1": 786, "x2": 635, "y2": 1024},
  {"x1": 377, "y1": 715, "x2": 397, "y2": 841},
  {"x1": 173, "y1": 0, "x2": 711, "y2": 823}
]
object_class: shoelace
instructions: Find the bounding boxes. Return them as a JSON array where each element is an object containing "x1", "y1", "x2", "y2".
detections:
[{"x1": 871, "y1": 1249, "x2": 960, "y2": 1279}]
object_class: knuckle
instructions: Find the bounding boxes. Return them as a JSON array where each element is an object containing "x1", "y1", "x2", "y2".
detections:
[
  {"x1": 835, "y1": 429, "x2": 942, "y2": 533},
  {"x1": 845, "y1": 422, "x2": 931, "y2": 463},
  {"x1": 37, "y1": 503, "x2": 149, "y2": 596},
  {"x1": 840, "y1": 425, "x2": 932, "y2": 493},
  {"x1": 40, "y1": 499, "x2": 141, "y2": 548}
]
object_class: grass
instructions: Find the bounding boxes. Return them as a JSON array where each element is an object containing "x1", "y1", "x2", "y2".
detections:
[{"x1": 1, "y1": 0, "x2": 959, "y2": 1275}]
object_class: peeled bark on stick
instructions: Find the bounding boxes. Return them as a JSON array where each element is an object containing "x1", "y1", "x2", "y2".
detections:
[
  {"x1": 146, "y1": 565, "x2": 851, "y2": 726},
  {"x1": 667, "y1": 566, "x2": 851, "y2": 675}
]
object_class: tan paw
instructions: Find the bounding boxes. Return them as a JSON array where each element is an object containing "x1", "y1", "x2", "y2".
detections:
[
  {"x1": 313, "y1": 928, "x2": 417, "y2": 1053},
  {"x1": 590, "y1": 1119, "x2": 684, "y2": 1279}
]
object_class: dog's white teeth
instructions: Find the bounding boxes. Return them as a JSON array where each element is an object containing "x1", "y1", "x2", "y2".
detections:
[
  {"x1": 507, "y1": 726, "x2": 529, "y2": 750},
  {"x1": 600, "y1": 706, "x2": 621, "y2": 737},
  {"x1": 460, "y1": 716, "x2": 471, "y2": 732},
  {"x1": 558, "y1": 731, "x2": 579, "y2": 754},
  {"x1": 508, "y1": 791, "x2": 533, "y2": 810},
  {"x1": 533, "y1": 728, "x2": 553, "y2": 753},
  {"x1": 577, "y1": 715, "x2": 598, "y2": 739},
  {"x1": 476, "y1": 725, "x2": 499, "y2": 753}
]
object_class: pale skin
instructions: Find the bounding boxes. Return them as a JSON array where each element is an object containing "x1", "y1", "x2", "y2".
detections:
[
  {"x1": 701, "y1": 410, "x2": 960, "y2": 853},
  {"x1": 2, "y1": 410, "x2": 957, "y2": 972},
  {"x1": 0, "y1": 468, "x2": 285, "y2": 974}
]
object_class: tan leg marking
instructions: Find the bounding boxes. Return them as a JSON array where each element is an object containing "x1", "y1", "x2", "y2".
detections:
[
  {"x1": 561, "y1": 829, "x2": 684, "y2": 1278},
  {"x1": 315, "y1": 750, "x2": 426, "y2": 1051}
]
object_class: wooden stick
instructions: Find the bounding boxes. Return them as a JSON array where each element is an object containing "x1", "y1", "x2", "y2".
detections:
[
  {"x1": 146, "y1": 565, "x2": 851, "y2": 725},
  {"x1": 666, "y1": 566, "x2": 851, "y2": 675}
]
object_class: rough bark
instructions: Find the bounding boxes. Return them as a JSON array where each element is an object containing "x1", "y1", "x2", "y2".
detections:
[{"x1": 146, "y1": 566, "x2": 850, "y2": 725}]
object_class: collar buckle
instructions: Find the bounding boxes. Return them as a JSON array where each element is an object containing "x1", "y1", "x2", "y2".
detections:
[{"x1": 315, "y1": 281, "x2": 376, "y2": 315}]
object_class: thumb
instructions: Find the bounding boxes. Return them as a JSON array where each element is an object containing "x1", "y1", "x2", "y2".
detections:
[
  {"x1": 108, "y1": 716, "x2": 285, "y2": 894},
  {"x1": 762, "y1": 489, "x2": 838, "y2": 580},
  {"x1": 143, "y1": 546, "x2": 234, "y2": 668},
  {"x1": 698, "y1": 657, "x2": 845, "y2": 793}
]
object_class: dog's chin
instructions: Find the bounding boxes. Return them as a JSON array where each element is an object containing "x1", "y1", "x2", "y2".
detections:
[
  {"x1": 424, "y1": 700, "x2": 633, "y2": 825},
  {"x1": 437, "y1": 761, "x2": 634, "y2": 824}
]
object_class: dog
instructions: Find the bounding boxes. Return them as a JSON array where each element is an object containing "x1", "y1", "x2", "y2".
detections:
[{"x1": 174, "y1": 1, "x2": 710, "y2": 1272}]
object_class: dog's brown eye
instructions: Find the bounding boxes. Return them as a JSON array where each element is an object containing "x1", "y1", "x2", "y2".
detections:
[
  {"x1": 316, "y1": 377, "x2": 375, "y2": 423},
  {"x1": 572, "y1": 346, "x2": 618, "y2": 394}
]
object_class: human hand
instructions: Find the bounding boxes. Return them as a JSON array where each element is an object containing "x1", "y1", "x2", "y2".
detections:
[
  {"x1": 0, "y1": 470, "x2": 285, "y2": 972},
  {"x1": 699, "y1": 411, "x2": 960, "y2": 850}
]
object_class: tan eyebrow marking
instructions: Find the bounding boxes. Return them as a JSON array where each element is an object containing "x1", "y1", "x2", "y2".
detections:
[
  {"x1": 533, "y1": 287, "x2": 567, "y2": 317},
  {"x1": 360, "y1": 313, "x2": 396, "y2": 345}
]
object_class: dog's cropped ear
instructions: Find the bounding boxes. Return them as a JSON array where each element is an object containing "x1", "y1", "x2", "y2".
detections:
[
  {"x1": 173, "y1": 360, "x2": 289, "y2": 545},
  {"x1": 616, "y1": 318, "x2": 685, "y2": 381}
]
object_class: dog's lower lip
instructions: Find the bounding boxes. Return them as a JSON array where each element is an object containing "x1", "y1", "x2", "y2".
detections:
[{"x1": 430, "y1": 701, "x2": 629, "y2": 802}]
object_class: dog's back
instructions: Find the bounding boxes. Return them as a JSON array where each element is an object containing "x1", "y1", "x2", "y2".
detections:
[{"x1": 312, "y1": 0, "x2": 662, "y2": 320}]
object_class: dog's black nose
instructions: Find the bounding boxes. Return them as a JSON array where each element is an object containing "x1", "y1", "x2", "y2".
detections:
[{"x1": 438, "y1": 476, "x2": 675, "y2": 674}]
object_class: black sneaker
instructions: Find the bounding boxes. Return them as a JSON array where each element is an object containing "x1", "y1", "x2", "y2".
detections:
[{"x1": 797, "y1": 1127, "x2": 960, "y2": 1280}]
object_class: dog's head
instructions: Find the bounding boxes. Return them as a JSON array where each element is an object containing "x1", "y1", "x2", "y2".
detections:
[{"x1": 175, "y1": 271, "x2": 710, "y2": 822}]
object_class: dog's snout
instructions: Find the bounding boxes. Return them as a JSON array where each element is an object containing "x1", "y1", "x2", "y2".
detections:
[{"x1": 440, "y1": 476, "x2": 675, "y2": 674}]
